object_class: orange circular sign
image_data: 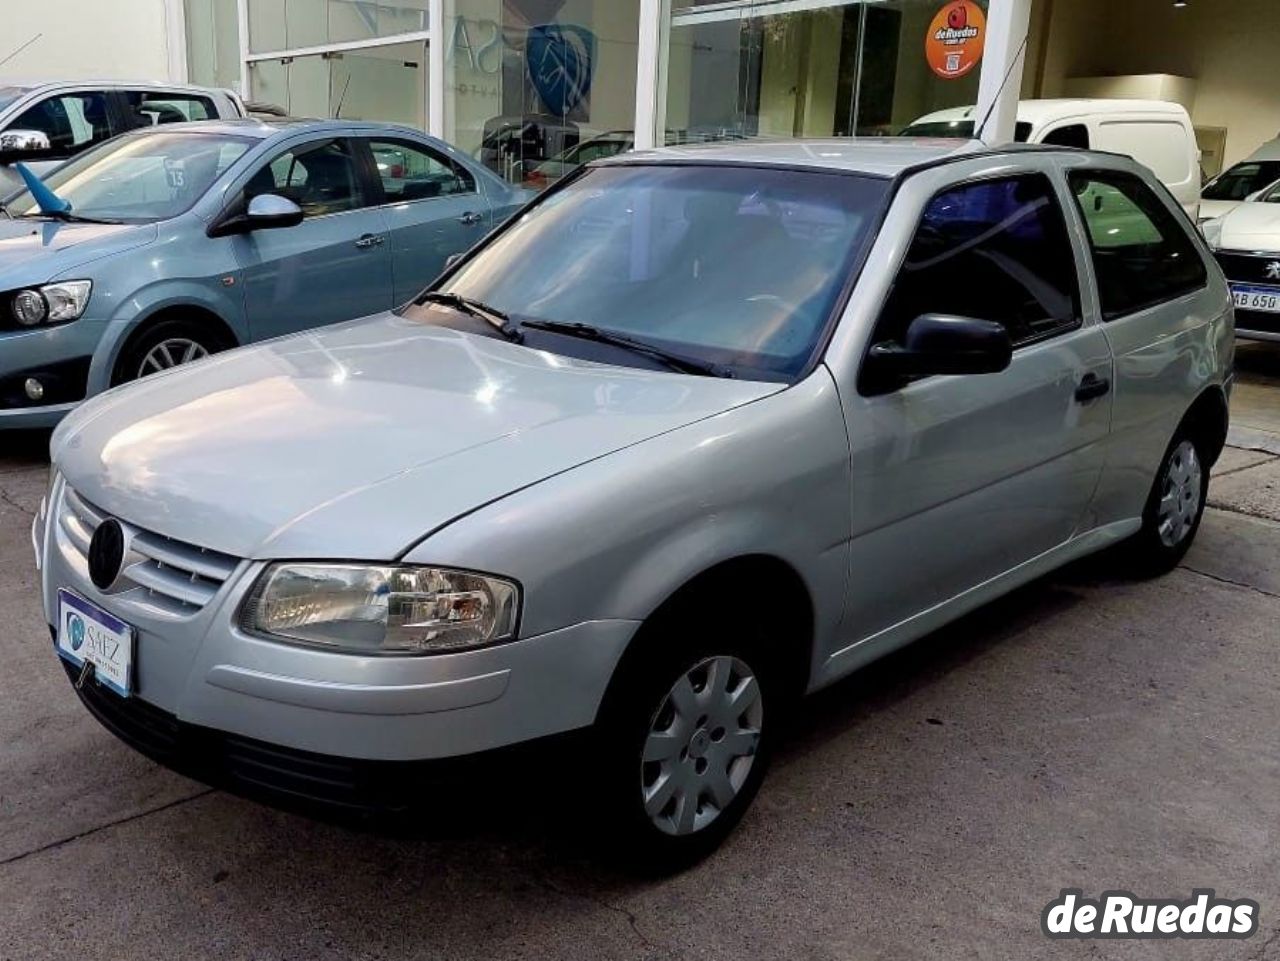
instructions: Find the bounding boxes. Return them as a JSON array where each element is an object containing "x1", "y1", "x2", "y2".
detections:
[{"x1": 926, "y1": 1, "x2": 986, "y2": 80}]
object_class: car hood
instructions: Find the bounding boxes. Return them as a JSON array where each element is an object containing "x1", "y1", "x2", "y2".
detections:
[
  {"x1": 1215, "y1": 202, "x2": 1280, "y2": 248},
  {"x1": 53, "y1": 313, "x2": 782, "y2": 560},
  {"x1": 1198, "y1": 199, "x2": 1242, "y2": 223},
  {"x1": 0, "y1": 217, "x2": 156, "y2": 286}
]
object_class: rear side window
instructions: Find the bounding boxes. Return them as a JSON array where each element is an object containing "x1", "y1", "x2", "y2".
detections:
[
  {"x1": 1042, "y1": 124, "x2": 1090, "y2": 149},
  {"x1": 874, "y1": 174, "x2": 1080, "y2": 349},
  {"x1": 1068, "y1": 170, "x2": 1207, "y2": 320},
  {"x1": 125, "y1": 91, "x2": 217, "y2": 126}
]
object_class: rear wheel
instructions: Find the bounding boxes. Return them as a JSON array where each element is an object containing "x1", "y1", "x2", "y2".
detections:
[
  {"x1": 1126, "y1": 428, "x2": 1209, "y2": 574},
  {"x1": 113, "y1": 319, "x2": 228, "y2": 385},
  {"x1": 595, "y1": 617, "x2": 783, "y2": 873}
]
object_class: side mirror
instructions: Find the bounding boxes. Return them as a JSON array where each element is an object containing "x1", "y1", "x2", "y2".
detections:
[
  {"x1": 208, "y1": 193, "x2": 304, "y2": 237},
  {"x1": 863, "y1": 314, "x2": 1013, "y2": 393},
  {"x1": 0, "y1": 129, "x2": 52, "y2": 164},
  {"x1": 246, "y1": 193, "x2": 304, "y2": 229}
]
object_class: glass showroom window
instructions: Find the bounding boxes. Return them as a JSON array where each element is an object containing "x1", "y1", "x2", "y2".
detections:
[
  {"x1": 443, "y1": 0, "x2": 641, "y2": 187},
  {"x1": 661, "y1": 0, "x2": 988, "y2": 144},
  {"x1": 248, "y1": 0, "x2": 430, "y2": 53}
]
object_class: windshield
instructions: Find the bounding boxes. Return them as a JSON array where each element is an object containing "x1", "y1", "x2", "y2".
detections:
[
  {"x1": 0, "y1": 86, "x2": 32, "y2": 114},
  {"x1": 1202, "y1": 161, "x2": 1280, "y2": 201},
  {"x1": 900, "y1": 120, "x2": 1032, "y2": 142},
  {"x1": 436, "y1": 164, "x2": 889, "y2": 380},
  {"x1": 5, "y1": 131, "x2": 252, "y2": 223}
]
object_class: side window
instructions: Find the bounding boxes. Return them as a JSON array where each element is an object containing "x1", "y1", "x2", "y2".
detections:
[
  {"x1": 1068, "y1": 170, "x2": 1208, "y2": 320},
  {"x1": 125, "y1": 91, "x2": 217, "y2": 126},
  {"x1": 1042, "y1": 124, "x2": 1090, "y2": 149},
  {"x1": 875, "y1": 174, "x2": 1081, "y2": 349},
  {"x1": 7, "y1": 92, "x2": 112, "y2": 158},
  {"x1": 244, "y1": 139, "x2": 365, "y2": 218},
  {"x1": 368, "y1": 139, "x2": 475, "y2": 202}
]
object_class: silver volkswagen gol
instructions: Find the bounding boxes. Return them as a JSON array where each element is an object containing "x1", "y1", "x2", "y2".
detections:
[{"x1": 35, "y1": 139, "x2": 1233, "y2": 869}]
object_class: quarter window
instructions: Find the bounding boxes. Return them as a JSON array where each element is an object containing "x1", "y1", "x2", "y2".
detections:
[
  {"x1": 244, "y1": 139, "x2": 365, "y2": 218},
  {"x1": 124, "y1": 91, "x2": 217, "y2": 126},
  {"x1": 1068, "y1": 170, "x2": 1207, "y2": 320},
  {"x1": 875, "y1": 174, "x2": 1081, "y2": 350},
  {"x1": 7, "y1": 92, "x2": 113, "y2": 159},
  {"x1": 1042, "y1": 124, "x2": 1090, "y2": 149},
  {"x1": 367, "y1": 139, "x2": 474, "y2": 202}
]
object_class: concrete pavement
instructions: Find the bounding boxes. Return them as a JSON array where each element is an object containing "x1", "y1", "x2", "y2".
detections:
[{"x1": 1, "y1": 344, "x2": 1278, "y2": 961}]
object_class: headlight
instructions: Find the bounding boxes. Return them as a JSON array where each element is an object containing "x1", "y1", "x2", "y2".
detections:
[
  {"x1": 241, "y1": 563, "x2": 520, "y2": 655},
  {"x1": 1199, "y1": 217, "x2": 1224, "y2": 249},
  {"x1": 10, "y1": 280, "x2": 92, "y2": 327}
]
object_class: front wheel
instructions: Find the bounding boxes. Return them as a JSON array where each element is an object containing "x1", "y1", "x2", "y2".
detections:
[
  {"x1": 595, "y1": 630, "x2": 780, "y2": 873},
  {"x1": 112, "y1": 319, "x2": 227, "y2": 386},
  {"x1": 1126, "y1": 430, "x2": 1209, "y2": 574}
]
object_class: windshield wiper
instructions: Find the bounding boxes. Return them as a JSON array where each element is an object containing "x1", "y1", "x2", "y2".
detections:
[
  {"x1": 521, "y1": 320, "x2": 734, "y2": 378},
  {"x1": 418, "y1": 291, "x2": 523, "y2": 342},
  {"x1": 17, "y1": 210, "x2": 122, "y2": 225}
]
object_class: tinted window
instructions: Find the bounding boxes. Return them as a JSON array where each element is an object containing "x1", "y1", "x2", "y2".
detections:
[
  {"x1": 1069, "y1": 170, "x2": 1207, "y2": 320},
  {"x1": 436, "y1": 165, "x2": 888, "y2": 380},
  {"x1": 874, "y1": 175, "x2": 1080, "y2": 350},
  {"x1": 6, "y1": 132, "x2": 251, "y2": 223},
  {"x1": 124, "y1": 91, "x2": 217, "y2": 126},
  {"x1": 899, "y1": 120, "x2": 1033, "y2": 142},
  {"x1": 1202, "y1": 161, "x2": 1280, "y2": 201},
  {"x1": 368, "y1": 139, "x2": 474, "y2": 202},
  {"x1": 245, "y1": 139, "x2": 364, "y2": 218},
  {"x1": 7, "y1": 92, "x2": 112, "y2": 158},
  {"x1": 1042, "y1": 124, "x2": 1090, "y2": 149}
]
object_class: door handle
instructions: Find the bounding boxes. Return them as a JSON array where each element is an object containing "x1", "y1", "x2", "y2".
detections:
[
  {"x1": 458, "y1": 211, "x2": 483, "y2": 226},
  {"x1": 354, "y1": 233, "x2": 384, "y2": 249},
  {"x1": 1074, "y1": 373, "x2": 1111, "y2": 403}
]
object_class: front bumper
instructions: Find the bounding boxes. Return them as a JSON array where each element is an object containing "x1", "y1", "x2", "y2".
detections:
[
  {"x1": 38, "y1": 477, "x2": 637, "y2": 764},
  {"x1": 0, "y1": 319, "x2": 106, "y2": 428}
]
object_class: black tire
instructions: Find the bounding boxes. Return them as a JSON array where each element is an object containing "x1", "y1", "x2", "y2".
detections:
[
  {"x1": 112, "y1": 318, "x2": 230, "y2": 386},
  {"x1": 593, "y1": 610, "x2": 787, "y2": 874},
  {"x1": 1125, "y1": 426, "x2": 1210, "y2": 575}
]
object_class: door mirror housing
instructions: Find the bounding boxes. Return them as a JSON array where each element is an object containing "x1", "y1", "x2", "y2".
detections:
[
  {"x1": 0, "y1": 129, "x2": 52, "y2": 164},
  {"x1": 209, "y1": 193, "x2": 304, "y2": 237},
  {"x1": 863, "y1": 314, "x2": 1013, "y2": 393}
]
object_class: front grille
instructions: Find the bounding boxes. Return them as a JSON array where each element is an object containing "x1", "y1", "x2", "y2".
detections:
[
  {"x1": 58, "y1": 484, "x2": 240, "y2": 616},
  {"x1": 1215, "y1": 250, "x2": 1280, "y2": 285}
]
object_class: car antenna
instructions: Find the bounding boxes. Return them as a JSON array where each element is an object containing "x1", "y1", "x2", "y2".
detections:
[
  {"x1": 972, "y1": 31, "x2": 1030, "y2": 144},
  {"x1": 334, "y1": 75, "x2": 352, "y2": 119},
  {"x1": 0, "y1": 33, "x2": 41, "y2": 70}
]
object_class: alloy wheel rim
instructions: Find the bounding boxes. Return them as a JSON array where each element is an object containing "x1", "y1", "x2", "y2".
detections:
[
  {"x1": 1156, "y1": 440, "x2": 1202, "y2": 548},
  {"x1": 640, "y1": 655, "x2": 763, "y2": 837},
  {"x1": 138, "y1": 338, "x2": 209, "y2": 378}
]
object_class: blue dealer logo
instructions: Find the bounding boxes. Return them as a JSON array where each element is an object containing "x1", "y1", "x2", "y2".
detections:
[{"x1": 68, "y1": 613, "x2": 86, "y2": 652}]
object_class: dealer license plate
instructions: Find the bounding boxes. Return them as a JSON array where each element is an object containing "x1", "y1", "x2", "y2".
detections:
[
  {"x1": 1231, "y1": 284, "x2": 1280, "y2": 313},
  {"x1": 55, "y1": 589, "x2": 134, "y2": 698}
]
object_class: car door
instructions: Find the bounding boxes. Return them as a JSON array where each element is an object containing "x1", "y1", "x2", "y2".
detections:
[
  {"x1": 356, "y1": 136, "x2": 491, "y2": 304},
  {"x1": 229, "y1": 136, "x2": 393, "y2": 341},
  {"x1": 835, "y1": 166, "x2": 1114, "y2": 650}
]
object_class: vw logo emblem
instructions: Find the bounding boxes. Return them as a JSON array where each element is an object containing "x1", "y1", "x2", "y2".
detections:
[
  {"x1": 87, "y1": 518, "x2": 127, "y2": 591},
  {"x1": 68, "y1": 613, "x2": 86, "y2": 651}
]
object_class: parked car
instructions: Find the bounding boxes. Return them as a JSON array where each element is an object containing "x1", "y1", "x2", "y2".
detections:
[
  {"x1": 36, "y1": 139, "x2": 1232, "y2": 870},
  {"x1": 0, "y1": 79, "x2": 244, "y2": 195},
  {"x1": 1202, "y1": 181, "x2": 1280, "y2": 342},
  {"x1": 902, "y1": 99, "x2": 1202, "y2": 218},
  {"x1": 517, "y1": 130, "x2": 634, "y2": 190},
  {"x1": 0, "y1": 118, "x2": 529, "y2": 428},
  {"x1": 1199, "y1": 138, "x2": 1280, "y2": 223}
]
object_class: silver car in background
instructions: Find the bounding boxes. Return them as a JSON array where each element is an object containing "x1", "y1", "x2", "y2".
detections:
[{"x1": 35, "y1": 140, "x2": 1232, "y2": 871}]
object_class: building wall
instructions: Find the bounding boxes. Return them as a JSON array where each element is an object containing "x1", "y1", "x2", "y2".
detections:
[
  {"x1": 0, "y1": 0, "x2": 181, "y2": 83},
  {"x1": 1031, "y1": 0, "x2": 1280, "y2": 166}
]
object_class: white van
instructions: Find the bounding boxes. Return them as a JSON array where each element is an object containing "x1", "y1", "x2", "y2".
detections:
[{"x1": 902, "y1": 99, "x2": 1201, "y2": 219}]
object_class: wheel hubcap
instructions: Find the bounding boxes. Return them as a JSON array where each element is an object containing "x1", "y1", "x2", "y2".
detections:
[
  {"x1": 138, "y1": 338, "x2": 209, "y2": 378},
  {"x1": 640, "y1": 655, "x2": 763, "y2": 837},
  {"x1": 1156, "y1": 440, "x2": 1202, "y2": 548}
]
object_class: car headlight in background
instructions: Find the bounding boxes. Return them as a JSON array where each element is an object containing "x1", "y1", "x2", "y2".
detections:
[
  {"x1": 1199, "y1": 217, "x2": 1224, "y2": 249},
  {"x1": 10, "y1": 280, "x2": 92, "y2": 327},
  {"x1": 242, "y1": 564, "x2": 520, "y2": 655}
]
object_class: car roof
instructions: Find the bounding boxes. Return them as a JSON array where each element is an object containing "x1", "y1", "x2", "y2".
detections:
[
  {"x1": 1240, "y1": 139, "x2": 1280, "y2": 163},
  {"x1": 605, "y1": 137, "x2": 991, "y2": 177},
  {"x1": 911, "y1": 99, "x2": 1190, "y2": 129},
  {"x1": 0, "y1": 78, "x2": 232, "y2": 95},
  {"x1": 116, "y1": 117, "x2": 434, "y2": 142}
]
